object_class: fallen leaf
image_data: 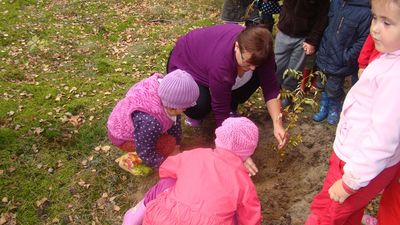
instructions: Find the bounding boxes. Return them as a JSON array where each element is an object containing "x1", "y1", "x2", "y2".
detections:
[
  {"x1": 113, "y1": 205, "x2": 120, "y2": 211},
  {"x1": 8, "y1": 167, "x2": 15, "y2": 173},
  {"x1": 33, "y1": 127, "x2": 44, "y2": 135},
  {"x1": 69, "y1": 87, "x2": 77, "y2": 93},
  {"x1": 56, "y1": 160, "x2": 63, "y2": 168},
  {"x1": 36, "y1": 197, "x2": 48, "y2": 207},
  {"x1": 55, "y1": 94, "x2": 62, "y2": 101},
  {"x1": 101, "y1": 145, "x2": 111, "y2": 152},
  {"x1": 81, "y1": 160, "x2": 88, "y2": 166},
  {"x1": 78, "y1": 180, "x2": 86, "y2": 187},
  {"x1": 69, "y1": 115, "x2": 81, "y2": 126},
  {"x1": 32, "y1": 144, "x2": 38, "y2": 153},
  {"x1": 0, "y1": 215, "x2": 6, "y2": 225},
  {"x1": 0, "y1": 212, "x2": 16, "y2": 225}
]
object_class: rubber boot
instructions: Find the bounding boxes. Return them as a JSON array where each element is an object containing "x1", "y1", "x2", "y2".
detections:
[
  {"x1": 281, "y1": 97, "x2": 292, "y2": 108},
  {"x1": 122, "y1": 200, "x2": 146, "y2": 225},
  {"x1": 327, "y1": 99, "x2": 341, "y2": 125},
  {"x1": 313, "y1": 92, "x2": 329, "y2": 122}
]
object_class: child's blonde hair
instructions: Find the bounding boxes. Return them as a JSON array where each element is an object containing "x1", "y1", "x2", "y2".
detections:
[{"x1": 372, "y1": 0, "x2": 400, "y2": 7}]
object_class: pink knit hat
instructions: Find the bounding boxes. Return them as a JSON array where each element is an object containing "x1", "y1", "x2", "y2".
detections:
[
  {"x1": 158, "y1": 69, "x2": 200, "y2": 109},
  {"x1": 215, "y1": 117, "x2": 259, "y2": 161}
]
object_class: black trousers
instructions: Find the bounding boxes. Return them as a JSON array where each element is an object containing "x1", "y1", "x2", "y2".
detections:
[{"x1": 185, "y1": 74, "x2": 260, "y2": 120}]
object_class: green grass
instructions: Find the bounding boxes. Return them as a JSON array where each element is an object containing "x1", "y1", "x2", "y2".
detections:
[{"x1": 0, "y1": 0, "x2": 222, "y2": 224}]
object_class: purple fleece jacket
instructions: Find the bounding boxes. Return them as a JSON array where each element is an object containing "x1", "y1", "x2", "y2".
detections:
[{"x1": 168, "y1": 24, "x2": 279, "y2": 126}]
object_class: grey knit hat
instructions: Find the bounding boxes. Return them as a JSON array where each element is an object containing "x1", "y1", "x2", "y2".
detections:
[{"x1": 158, "y1": 69, "x2": 199, "y2": 109}]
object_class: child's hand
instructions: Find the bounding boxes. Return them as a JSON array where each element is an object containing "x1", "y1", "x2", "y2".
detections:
[
  {"x1": 328, "y1": 179, "x2": 351, "y2": 204},
  {"x1": 303, "y1": 42, "x2": 316, "y2": 55},
  {"x1": 358, "y1": 68, "x2": 364, "y2": 78},
  {"x1": 244, "y1": 157, "x2": 258, "y2": 176}
]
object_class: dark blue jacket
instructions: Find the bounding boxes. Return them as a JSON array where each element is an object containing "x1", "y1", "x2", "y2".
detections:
[{"x1": 316, "y1": 0, "x2": 371, "y2": 76}]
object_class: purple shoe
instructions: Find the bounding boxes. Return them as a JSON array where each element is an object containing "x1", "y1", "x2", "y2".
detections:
[{"x1": 185, "y1": 116, "x2": 202, "y2": 127}]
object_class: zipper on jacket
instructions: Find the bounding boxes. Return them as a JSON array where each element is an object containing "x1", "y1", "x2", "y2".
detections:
[
  {"x1": 337, "y1": 17, "x2": 344, "y2": 35},
  {"x1": 337, "y1": 0, "x2": 346, "y2": 35}
]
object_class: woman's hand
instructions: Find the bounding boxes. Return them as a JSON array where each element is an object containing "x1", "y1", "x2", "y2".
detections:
[
  {"x1": 266, "y1": 99, "x2": 289, "y2": 149},
  {"x1": 273, "y1": 113, "x2": 288, "y2": 149}
]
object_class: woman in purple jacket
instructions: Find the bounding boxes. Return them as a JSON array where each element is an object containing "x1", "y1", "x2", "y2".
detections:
[{"x1": 167, "y1": 24, "x2": 288, "y2": 153}]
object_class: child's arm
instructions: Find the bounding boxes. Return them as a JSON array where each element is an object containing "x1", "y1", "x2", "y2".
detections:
[
  {"x1": 342, "y1": 74, "x2": 400, "y2": 191},
  {"x1": 358, "y1": 35, "x2": 375, "y2": 70},
  {"x1": 343, "y1": 14, "x2": 372, "y2": 66},
  {"x1": 158, "y1": 153, "x2": 182, "y2": 179},
  {"x1": 236, "y1": 181, "x2": 261, "y2": 225},
  {"x1": 304, "y1": 0, "x2": 330, "y2": 48},
  {"x1": 132, "y1": 112, "x2": 165, "y2": 168},
  {"x1": 166, "y1": 115, "x2": 182, "y2": 152}
]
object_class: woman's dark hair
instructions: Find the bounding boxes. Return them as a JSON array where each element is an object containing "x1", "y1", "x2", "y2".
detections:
[{"x1": 236, "y1": 25, "x2": 273, "y2": 66}]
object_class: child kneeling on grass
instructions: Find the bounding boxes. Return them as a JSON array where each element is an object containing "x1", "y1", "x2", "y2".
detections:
[
  {"x1": 305, "y1": 0, "x2": 400, "y2": 224},
  {"x1": 107, "y1": 69, "x2": 199, "y2": 173},
  {"x1": 123, "y1": 117, "x2": 262, "y2": 225}
]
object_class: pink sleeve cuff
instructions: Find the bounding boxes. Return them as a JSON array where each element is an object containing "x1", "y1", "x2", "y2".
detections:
[{"x1": 342, "y1": 181, "x2": 357, "y2": 195}]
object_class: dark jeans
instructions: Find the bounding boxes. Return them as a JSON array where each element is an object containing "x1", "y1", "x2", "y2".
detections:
[{"x1": 185, "y1": 74, "x2": 260, "y2": 120}]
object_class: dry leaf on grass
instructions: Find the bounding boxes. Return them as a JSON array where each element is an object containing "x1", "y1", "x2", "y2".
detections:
[{"x1": 36, "y1": 197, "x2": 48, "y2": 208}]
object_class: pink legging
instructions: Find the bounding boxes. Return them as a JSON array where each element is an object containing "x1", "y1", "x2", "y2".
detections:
[
  {"x1": 306, "y1": 152, "x2": 400, "y2": 225},
  {"x1": 143, "y1": 178, "x2": 176, "y2": 206}
]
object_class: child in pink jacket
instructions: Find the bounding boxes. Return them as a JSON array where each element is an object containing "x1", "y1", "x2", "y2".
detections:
[
  {"x1": 123, "y1": 117, "x2": 261, "y2": 225},
  {"x1": 305, "y1": 0, "x2": 400, "y2": 224},
  {"x1": 107, "y1": 69, "x2": 199, "y2": 168}
]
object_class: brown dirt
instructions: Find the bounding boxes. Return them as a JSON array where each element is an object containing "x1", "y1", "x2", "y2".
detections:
[{"x1": 174, "y1": 107, "x2": 336, "y2": 225}]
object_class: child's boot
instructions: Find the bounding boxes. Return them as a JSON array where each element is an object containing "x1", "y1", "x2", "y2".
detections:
[
  {"x1": 122, "y1": 200, "x2": 146, "y2": 225},
  {"x1": 281, "y1": 97, "x2": 292, "y2": 108},
  {"x1": 327, "y1": 99, "x2": 341, "y2": 125},
  {"x1": 313, "y1": 92, "x2": 329, "y2": 122}
]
